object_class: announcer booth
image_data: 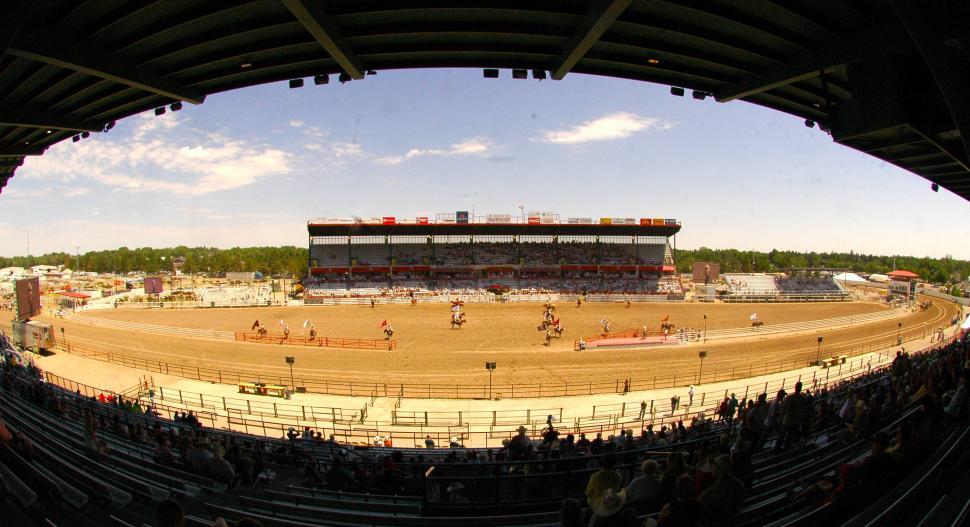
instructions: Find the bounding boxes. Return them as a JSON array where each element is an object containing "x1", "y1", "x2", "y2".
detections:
[{"x1": 887, "y1": 270, "x2": 919, "y2": 301}]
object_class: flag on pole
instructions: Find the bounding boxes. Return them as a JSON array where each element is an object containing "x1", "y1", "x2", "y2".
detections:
[
  {"x1": 379, "y1": 319, "x2": 388, "y2": 328},
  {"x1": 750, "y1": 313, "x2": 758, "y2": 321},
  {"x1": 302, "y1": 320, "x2": 309, "y2": 329},
  {"x1": 661, "y1": 314, "x2": 670, "y2": 322},
  {"x1": 278, "y1": 319, "x2": 285, "y2": 328},
  {"x1": 451, "y1": 305, "x2": 460, "y2": 312}
]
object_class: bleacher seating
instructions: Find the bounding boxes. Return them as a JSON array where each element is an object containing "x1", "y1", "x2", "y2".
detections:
[
  {"x1": 309, "y1": 244, "x2": 349, "y2": 267},
  {"x1": 351, "y1": 244, "x2": 390, "y2": 266},
  {"x1": 5, "y1": 327, "x2": 963, "y2": 526},
  {"x1": 725, "y1": 273, "x2": 779, "y2": 295}
]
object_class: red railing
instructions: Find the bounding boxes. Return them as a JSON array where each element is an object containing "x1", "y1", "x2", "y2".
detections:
[
  {"x1": 574, "y1": 328, "x2": 664, "y2": 349},
  {"x1": 235, "y1": 331, "x2": 396, "y2": 350}
]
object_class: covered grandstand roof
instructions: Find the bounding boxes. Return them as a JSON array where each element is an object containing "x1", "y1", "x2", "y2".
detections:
[
  {"x1": 308, "y1": 221, "x2": 680, "y2": 237},
  {"x1": 1, "y1": 1, "x2": 968, "y2": 198}
]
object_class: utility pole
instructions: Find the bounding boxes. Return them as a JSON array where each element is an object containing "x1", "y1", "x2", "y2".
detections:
[
  {"x1": 75, "y1": 246, "x2": 80, "y2": 271},
  {"x1": 485, "y1": 362, "x2": 496, "y2": 399},
  {"x1": 815, "y1": 336, "x2": 824, "y2": 365}
]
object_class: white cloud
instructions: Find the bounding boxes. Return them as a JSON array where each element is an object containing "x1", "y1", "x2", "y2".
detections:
[
  {"x1": 535, "y1": 112, "x2": 674, "y2": 145},
  {"x1": 20, "y1": 112, "x2": 292, "y2": 195},
  {"x1": 373, "y1": 136, "x2": 499, "y2": 165},
  {"x1": 288, "y1": 119, "x2": 305, "y2": 128}
]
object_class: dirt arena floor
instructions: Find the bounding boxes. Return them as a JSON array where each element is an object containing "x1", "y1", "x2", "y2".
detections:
[{"x1": 11, "y1": 300, "x2": 960, "y2": 389}]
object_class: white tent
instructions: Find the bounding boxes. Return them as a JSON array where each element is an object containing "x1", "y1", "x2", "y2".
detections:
[{"x1": 833, "y1": 272, "x2": 867, "y2": 283}]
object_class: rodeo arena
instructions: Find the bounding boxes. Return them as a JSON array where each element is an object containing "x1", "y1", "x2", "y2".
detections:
[{"x1": 3, "y1": 2, "x2": 970, "y2": 527}]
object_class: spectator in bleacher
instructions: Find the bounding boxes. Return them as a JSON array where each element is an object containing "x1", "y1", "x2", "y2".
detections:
[
  {"x1": 509, "y1": 426, "x2": 533, "y2": 460},
  {"x1": 698, "y1": 454, "x2": 746, "y2": 525},
  {"x1": 560, "y1": 497, "x2": 584, "y2": 527},
  {"x1": 586, "y1": 453, "x2": 623, "y2": 522},
  {"x1": 651, "y1": 473, "x2": 701, "y2": 527},
  {"x1": 157, "y1": 499, "x2": 185, "y2": 527},
  {"x1": 745, "y1": 393, "x2": 768, "y2": 448},
  {"x1": 0, "y1": 409, "x2": 12, "y2": 446},
  {"x1": 625, "y1": 459, "x2": 662, "y2": 508},
  {"x1": 944, "y1": 369, "x2": 968, "y2": 420},
  {"x1": 660, "y1": 451, "x2": 688, "y2": 503},
  {"x1": 425, "y1": 435, "x2": 435, "y2": 448},
  {"x1": 775, "y1": 382, "x2": 807, "y2": 451}
]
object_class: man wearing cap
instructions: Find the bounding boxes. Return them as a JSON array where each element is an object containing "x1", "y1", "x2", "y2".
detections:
[{"x1": 509, "y1": 426, "x2": 532, "y2": 460}]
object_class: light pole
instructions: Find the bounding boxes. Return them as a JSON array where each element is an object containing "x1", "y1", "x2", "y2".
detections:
[
  {"x1": 703, "y1": 314, "x2": 708, "y2": 343},
  {"x1": 815, "y1": 336, "x2": 824, "y2": 365},
  {"x1": 485, "y1": 361, "x2": 496, "y2": 399},
  {"x1": 60, "y1": 327, "x2": 65, "y2": 350},
  {"x1": 285, "y1": 356, "x2": 295, "y2": 392},
  {"x1": 697, "y1": 351, "x2": 707, "y2": 383},
  {"x1": 896, "y1": 322, "x2": 902, "y2": 345}
]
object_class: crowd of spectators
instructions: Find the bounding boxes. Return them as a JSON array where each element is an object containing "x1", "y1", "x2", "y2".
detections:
[{"x1": 5, "y1": 310, "x2": 964, "y2": 526}]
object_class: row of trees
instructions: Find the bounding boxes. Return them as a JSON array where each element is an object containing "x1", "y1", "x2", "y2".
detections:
[
  {"x1": 2, "y1": 245, "x2": 967, "y2": 286},
  {"x1": 0, "y1": 246, "x2": 308, "y2": 278},
  {"x1": 673, "y1": 247, "x2": 969, "y2": 286}
]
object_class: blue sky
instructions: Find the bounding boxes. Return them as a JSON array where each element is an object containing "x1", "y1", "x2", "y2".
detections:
[{"x1": 2, "y1": 69, "x2": 968, "y2": 259}]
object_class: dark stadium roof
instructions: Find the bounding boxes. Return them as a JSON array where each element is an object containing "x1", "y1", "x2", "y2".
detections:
[
  {"x1": 307, "y1": 221, "x2": 680, "y2": 238},
  {"x1": 1, "y1": 1, "x2": 968, "y2": 198}
]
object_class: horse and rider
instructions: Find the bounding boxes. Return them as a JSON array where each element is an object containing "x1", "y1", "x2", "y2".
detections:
[{"x1": 450, "y1": 311, "x2": 467, "y2": 329}]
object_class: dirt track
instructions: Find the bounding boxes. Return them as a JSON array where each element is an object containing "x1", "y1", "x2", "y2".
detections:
[{"x1": 15, "y1": 300, "x2": 959, "y2": 389}]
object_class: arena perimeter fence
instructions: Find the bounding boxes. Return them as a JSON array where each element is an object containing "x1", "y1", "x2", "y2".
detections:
[
  {"x1": 53, "y1": 322, "x2": 936, "y2": 400},
  {"x1": 36, "y1": 342, "x2": 936, "y2": 450}
]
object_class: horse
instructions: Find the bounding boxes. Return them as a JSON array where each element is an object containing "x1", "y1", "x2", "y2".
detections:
[
  {"x1": 751, "y1": 319, "x2": 764, "y2": 327},
  {"x1": 256, "y1": 326, "x2": 268, "y2": 338},
  {"x1": 450, "y1": 312, "x2": 467, "y2": 329}
]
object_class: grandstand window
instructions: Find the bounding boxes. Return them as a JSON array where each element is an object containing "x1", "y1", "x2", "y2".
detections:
[
  {"x1": 389, "y1": 235, "x2": 427, "y2": 245},
  {"x1": 350, "y1": 236, "x2": 386, "y2": 245},
  {"x1": 310, "y1": 236, "x2": 348, "y2": 245},
  {"x1": 518, "y1": 235, "x2": 554, "y2": 244},
  {"x1": 432, "y1": 235, "x2": 472, "y2": 244},
  {"x1": 473, "y1": 235, "x2": 514, "y2": 243},
  {"x1": 600, "y1": 235, "x2": 635, "y2": 244}
]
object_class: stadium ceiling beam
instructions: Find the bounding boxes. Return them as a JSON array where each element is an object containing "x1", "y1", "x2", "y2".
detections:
[
  {"x1": 281, "y1": 0, "x2": 364, "y2": 80},
  {"x1": 890, "y1": 0, "x2": 970, "y2": 180},
  {"x1": 0, "y1": 145, "x2": 44, "y2": 156},
  {"x1": 0, "y1": 103, "x2": 104, "y2": 132},
  {"x1": 911, "y1": 128, "x2": 970, "y2": 172},
  {"x1": 0, "y1": 158, "x2": 24, "y2": 168},
  {"x1": 0, "y1": 0, "x2": 33, "y2": 55},
  {"x1": 551, "y1": 0, "x2": 632, "y2": 80},
  {"x1": 6, "y1": 27, "x2": 205, "y2": 105},
  {"x1": 714, "y1": 30, "x2": 903, "y2": 103}
]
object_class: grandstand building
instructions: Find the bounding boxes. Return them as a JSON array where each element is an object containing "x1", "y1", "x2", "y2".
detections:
[{"x1": 305, "y1": 213, "x2": 682, "y2": 301}]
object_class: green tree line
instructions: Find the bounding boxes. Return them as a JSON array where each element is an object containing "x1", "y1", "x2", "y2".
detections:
[
  {"x1": 674, "y1": 247, "x2": 970, "y2": 285},
  {"x1": 0, "y1": 246, "x2": 308, "y2": 278},
  {"x1": 1, "y1": 246, "x2": 968, "y2": 286}
]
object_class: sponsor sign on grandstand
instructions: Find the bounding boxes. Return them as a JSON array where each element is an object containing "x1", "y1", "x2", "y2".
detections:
[
  {"x1": 456, "y1": 210, "x2": 470, "y2": 224},
  {"x1": 639, "y1": 218, "x2": 651, "y2": 225},
  {"x1": 600, "y1": 217, "x2": 612, "y2": 224},
  {"x1": 528, "y1": 215, "x2": 541, "y2": 225},
  {"x1": 486, "y1": 214, "x2": 511, "y2": 223},
  {"x1": 665, "y1": 218, "x2": 677, "y2": 225},
  {"x1": 614, "y1": 217, "x2": 636, "y2": 225},
  {"x1": 416, "y1": 216, "x2": 429, "y2": 224},
  {"x1": 382, "y1": 216, "x2": 396, "y2": 225},
  {"x1": 568, "y1": 217, "x2": 593, "y2": 224},
  {"x1": 541, "y1": 212, "x2": 558, "y2": 224},
  {"x1": 652, "y1": 218, "x2": 665, "y2": 226}
]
